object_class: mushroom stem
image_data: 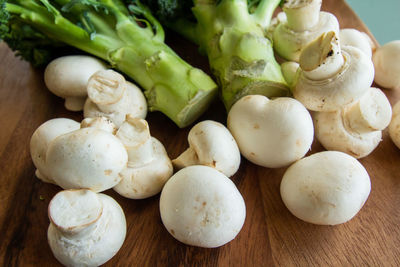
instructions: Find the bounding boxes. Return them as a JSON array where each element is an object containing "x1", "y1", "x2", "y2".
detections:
[
  {"x1": 172, "y1": 147, "x2": 199, "y2": 169},
  {"x1": 87, "y1": 70, "x2": 128, "y2": 114},
  {"x1": 116, "y1": 116, "x2": 154, "y2": 167},
  {"x1": 283, "y1": 0, "x2": 322, "y2": 32},
  {"x1": 80, "y1": 117, "x2": 117, "y2": 134},
  {"x1": 300, "y1": 31, "x2": 344, "y2": 81},
  {"x1": 49, "y1": 190, "x2": 103, "y2": 238},
  {"x1": 343, "y1": 88, "x2": 392, "y2": 134},
  {"x1": 64, "y1": 96, "x2": 86, "y2": 112}
]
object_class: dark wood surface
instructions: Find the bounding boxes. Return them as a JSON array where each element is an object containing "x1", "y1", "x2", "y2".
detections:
[{"x1": 1, "y1": 1, "x2": 400, "y2": 266}]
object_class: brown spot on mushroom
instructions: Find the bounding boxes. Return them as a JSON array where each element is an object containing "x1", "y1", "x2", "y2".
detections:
[
  {"x1": 104, "y1": 169, "x2": 112, "y2": 175},
  {"x1": 202, "y1": 201, "x2": 207, "y2": 206},
  {"x1": 253, "y1": 123, "x2": 260, "y2": 129},
  {"x1": 296, "y1": 139, "x2": 302, "y2": 147},
  {"x1": 170, "y1": 229, "x2": 175, "y2": 235},
  {"x1": 212, "y1": 160, "x2": 216, "y2": 167},
  {"x1": 250, "y1": 152, "x2": 256, "y2": 156}
]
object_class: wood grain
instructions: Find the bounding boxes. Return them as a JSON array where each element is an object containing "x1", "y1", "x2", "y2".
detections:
[{"x1": 1, "y1": 0, "x2": 400, "y2": 266}]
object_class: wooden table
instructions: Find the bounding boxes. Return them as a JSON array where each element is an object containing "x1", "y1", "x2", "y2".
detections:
[{"x1": 1, "y1": 1, "x2": 400, "y2": 266}]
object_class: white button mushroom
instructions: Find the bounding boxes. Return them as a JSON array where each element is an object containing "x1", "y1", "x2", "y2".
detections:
[
  {"x1": 280, "y1": 151, "x2": 371, "y2": 225},
  {"x1": 46, "y1": 117, "x2": 128, "y2": 192},
  {"x1": 84, "y1": 69, "x2": 147, "y2": 127},
  {"x1": 30, "y1": 118, "x2": 80, "y2": 184},
  {"x1": 272, "y1": 0, "x2": 339, "y2": 62},
  {"x1": 48, "y1": 189, "x2": 126, "y2": 267},
  {"x1": 372, "y1": 40, "x2": 400, "y2": 90},
  {"x1": 113, "y1": 116, "x2": 173, "y2": 199},
  {"x1": 339, "y1": 28, "x2": 375, "y2": 58},
  {"x1": 172, "y1": 120, "x2": 241, "y2": 177},
  {"x1": 389, "y1": 101, "x2": 400, "y2": 149},
  {"x1": 227, "y1": 95, "x2": 314, "y2": 168},
  {"x1": 314, "y1": 87, "x2": 392, "y2": 158},
  {"x1": 160, "y1": 165, "x2": 246, "y2": 248},
  {"x1": 44, "y1": 55, "x2": 107, "y2": 111},
  {"x1": 293, "y1": 31, "x2": 375, "y2": 111}
]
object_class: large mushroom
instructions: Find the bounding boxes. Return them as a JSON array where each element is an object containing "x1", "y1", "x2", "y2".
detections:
[
  {"x1": 293, "y1": 31, "x2": 375, "y2": 111},
  {"x1": 44, "y1": 55, "x2": 107, "y2": 111},
  {"x1": 227, "y1": 95, "x2": 314, "y2": 168},
  {"x1": 272, "y1": 0, "x2": 339, "y2": 62},
  {"x1": 48, "y1": 189, "x2": 126, "y2": 266},
  {"x1": 159, "y1": 165, "x2": 246, "y2": 248},
  {"x1": 280, "y1": 151, "x2": 371, "y2": 225},
  {"x1": 314, "y1": 87, "x2": 392, "y2": 158},
  {"x1": 173, "y1": 120, "x2": 241, "y2": 177},
  {"x1": 84, "y1": 69, "x2": 147, "y2": 127},
  {"x1": 113, "y1": 116, "x2": 173, "y2": 199},
  {"x1": 46, "y1": 117, "x2": 128, "y2": 192}
]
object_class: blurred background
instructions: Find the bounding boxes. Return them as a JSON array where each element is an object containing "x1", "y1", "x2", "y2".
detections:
[{"x1": 347, "y1": 0, "x2": 400, "y2": 45}]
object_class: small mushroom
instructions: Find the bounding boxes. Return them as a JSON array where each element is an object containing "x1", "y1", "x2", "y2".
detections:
[
  {"x1": 160, "y1": 165, "x2": 246, "y2": 248},
  {"x1": 314, "y1": 87, "x2": 392, "y2": 158},
  {"x1": 280, "y1": 151, "x2": 371, "y2": 225},
  {"x1": 48, "y1": 189, "x2": 126, "y2": 266},
  {"x1": 113, "y1": 116, "x2": 173, "y2": 199},
  {"x1": 46, "y1": 117, "x2": 128, "y2": 192},
  {"x1": 339, "y1": 28, "x2": 375, "y2": 58},
  {"x1": 293, "y1": 31, "x2": 375, "y2": 111},
  {"x1": 389, "y1": 101, "x2": 400, "y2": 149},
  {"x1": 372, "y1": 40, "x2": 400, "y2": 90},
  {"x1": 172, "y1": 120, "x2": 241, "y2": 177},
  {"x1": 84, "y1": 69, "x2": 147, "y2": 127},
  {"x1": 272, "y1": 0, "x2": 339, "y2": 61},
  {"x1": 30, "y1": 118, "x2": 80, "y2": 184},
  {"x1": 227, "y1": 95, "x2": 314, "y2": 168},
  {"x1": 44, "y1": 55, "x2": 107, "y2": 111}
]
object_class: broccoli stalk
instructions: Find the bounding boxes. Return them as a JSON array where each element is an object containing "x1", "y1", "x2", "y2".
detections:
[
  {"x1": 149, "y1": 0, "x2": 289, "y2": 109},
  {"x1": 0, "y1": 0, "x2": 217, "y2": 128}
]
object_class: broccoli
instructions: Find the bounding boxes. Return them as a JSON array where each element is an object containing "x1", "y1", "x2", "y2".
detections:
[
  {"x1": 143, "y1": 0, "x2": 289, "y2": 109},
  {"x1": 0, "y1": 0, "x2": 217, "y2": 128}
]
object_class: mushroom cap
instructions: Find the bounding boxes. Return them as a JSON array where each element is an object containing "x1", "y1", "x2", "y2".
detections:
[
  {"x1": 172, "y1": 120, "x2": 241, "y2": 177},
  {"x1": 46, "y1": 127, "x2": 128, "y2": 192},
  {"x1": 293, "y1": 45, "x2": 374, "y2": 111},
  {"x1": 159, "y1": 165, "x2": 246, "y2": 248},
  {"x1": 389, "y1": 101, "x2": 400, "y2": 149},
  {"x1": 339, "y1": 28, "x2": 373, "y2": 58},
  {"x1": 30, "y1": 118, "x2": 80, "y2": 183},
  {"x1": 114, "y1": 137, "x2": 173, "y2": 199},
  {"x1": 372, "y1": 40, "x2": 400, "y2": 90},
  {"x1": 280, "y1": 151, "x2": 371, "y2": 225},
  {"x1": 227, "y1": 95, "x2": 314, "y2": 168},
  {"x1": 314, "y1": 110, "x2": 382, "y2": 159},
  {"x1": 84, "y1": 81, "x2": 147, "y2": 127},
  {"x1": 44, "y1": 55, "x2": 107, "y2": 98},
  {"x1": 273, "y1": 12, "x2": 339, "y2": 62},
  {"x1": 48, "y1": 189, "x2": 126, "y2": 267}
]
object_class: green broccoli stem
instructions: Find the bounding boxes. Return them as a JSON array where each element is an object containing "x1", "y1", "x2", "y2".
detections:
[
  {"x1": 172, "y1": 0, "x2": 289, "y2": 109},
  {"x1": 5, "y1": 0, "x2": 217, "y2": 128}
]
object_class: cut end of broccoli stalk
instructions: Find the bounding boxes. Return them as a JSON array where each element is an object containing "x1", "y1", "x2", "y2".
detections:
[{"x1": 1, "y1": 0, "x2": 218, "y2": 128}]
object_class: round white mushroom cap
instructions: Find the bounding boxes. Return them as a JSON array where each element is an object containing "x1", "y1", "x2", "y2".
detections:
[
  {"x1": 280, "y1": 151, "x2": 371, "y2": 225},
  {"x1": 30, "y1": 118, "x2": 80, "y2": 184},
  {"x1": 173, "y1": 120, "x2": 241, "y2": 177},
  {"x1": 160, "y1": 165, "x2": 246, "y2": 248},
  {"x1": 372, "y1": 40, "x2": 400, "y2": 90},
  {"x1": 228, "y1": 95, "x2": 314, "y2": 168},
  {"x1": 389, "y1": 101, "x2": 400, "y2": 149},
  {"x1": 339, "y1": 28, "x2": 374, "y2": 58},
  {"x1": 44, "y1": 55, "x2": 107, "y2": 111},
  {"x1": 46, "y1": 125, "x2": 128, "y2": 192},
  {"x1": 48, "y1": 189, "x2": 126, "y2": 266}
]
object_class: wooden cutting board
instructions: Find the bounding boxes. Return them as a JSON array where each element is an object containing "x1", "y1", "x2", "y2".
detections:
[{"x1": 1, "y1": 0, "x2": 399, "y2": 266}]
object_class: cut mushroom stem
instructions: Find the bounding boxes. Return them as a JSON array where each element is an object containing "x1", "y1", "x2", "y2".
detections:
[
  {"x1": 80, "y1": 117, "x2": 117, "y2": 134},
  {"x1": 87, "y1": 69, "x2": 127, "y2": 114},
  {"x1": 116, "y1": 115, "x2": 153, "y2": 168},
  {"x1": 343, "y1": 88, "x2": 392, "y2": 134},
  {"x1": 283, "y1": 0, "x2": 322, "y2": 31},
  {"x1": 300, "y1": 31, "x2": 344, "y2": 81}
]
